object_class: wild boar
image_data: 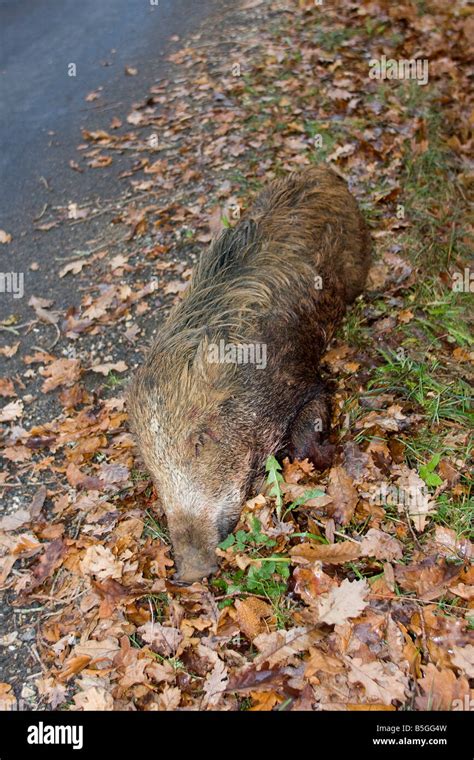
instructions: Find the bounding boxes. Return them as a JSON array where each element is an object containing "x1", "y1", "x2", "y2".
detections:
[{"x1": 128, "y1": 166, "x2": 371, "y2": 581}]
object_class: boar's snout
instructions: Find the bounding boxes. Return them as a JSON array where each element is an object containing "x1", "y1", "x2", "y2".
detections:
[
  {"x1": 167, "y1": 514, "x2": 220, "y2": 583},
  {"x1": 175, "y1": 547, "x2": 218, "y2": 583},
  {"x1": 176, "y1": 559, "x2": 218, "y2": 584}
]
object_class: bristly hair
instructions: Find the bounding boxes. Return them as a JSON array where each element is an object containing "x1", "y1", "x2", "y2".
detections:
[
  {"x1": 135, "y1": 165, "x2": 371, "y2": 404},
  {"x1": 145, "y1": 214, "x2": 316, "y2": 366}
]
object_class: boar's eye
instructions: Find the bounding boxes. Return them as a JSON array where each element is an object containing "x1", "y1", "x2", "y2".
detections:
[{"x1": 194, "y1": 433, "x2": 206, "y2": 458}]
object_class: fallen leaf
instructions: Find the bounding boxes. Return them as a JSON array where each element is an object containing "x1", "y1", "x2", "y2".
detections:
[
  {"x1": 80, "y1": 545, "x2": 122, "y2": 581},
  {"x1": 155, "y1": 686, "x2": 181, "y2": 711},
  {"x1": 0, "y1": 400, "x2": 23, "y2": 422},
  {"x1": 202, "y1": 658, "x2": 229, "y2": 709},
  {"x1": 327, "y1": 466, "x2": 358, "y2": 524},
  {"x1": 451, "y1": 645, "x2": 474, "y2": 679},
  {"x1": 290, "y1": 541, "x2": 361, "y2": 564},
  {"x1": 0, "y1": 509, "x2": 30, "y2": 532},
  {"x1": 89, "y1": 361, "x2": 128, "y2": 375},
  {"x1": 72, "y1": 686, "x2": 114, "y2": 711},
  {"x1": 316, "y1": 578, "x2": 369, "y2": 625},
  {"x1": 253, "y1": 627, "x2": 315, "y2": 670},
  {"x1": 235, "y1": 597, "x2": 274, "y2": 640},
  {"x1": 360, "y1": 529, "x2": 403, "y2": 561},
  {"x1": 347, "y1": 657, "x2": 408, "y2": 705},
  {"x1": 40, "y1": 359, "x2": 81, "y2": 392},
  {"x1": 395, "y1": 465, "x2": 435, "y2": 532},
  {"x1": 137, "y1": 623, "x2": 182, "y2": 657},
  {"x1": 59, "y1": 260, "x2": 88, "y2": 278},
  {"x1": 416, "y1": 663, "x2": 470, "y2": 710}
]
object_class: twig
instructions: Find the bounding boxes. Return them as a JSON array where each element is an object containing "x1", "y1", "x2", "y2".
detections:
[
  {"x1": 308, "y1": 519, "x2": 361, "y2": 544},
  {"x1": 67, "y1": 190, "x2": 158, "y2": 227},
  {"x1": 418, "y1": 604, "x2": 432, "y2": 662},
  {"x1": 33, "y1": 203, "x2": 48, "y2": 222},
  {"x1": 27, "y1": 643, "x2": 46, "y2": 673},
  {"x1": 403, "y1": 505, "x2": 422, "y2": 551},
  {"x1": 214, "y1": 591, "x2": 269, "y2": 601},
  {"x1": 0, "y1": 320, "x2": 36, "y2": 335},
  {"x1": 81, "y1": 101, "x2": 123, "y2": 113},
  {"x1": 31, "y1": 322, "x2": 61, "y2": 352}
]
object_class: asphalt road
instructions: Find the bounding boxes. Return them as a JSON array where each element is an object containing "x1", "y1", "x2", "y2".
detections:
[
  {"x1": 0, "y1": 0, "x2": 226, "y2": 695},
  {"x1": 0, "y1": 0, "x2": 220, "y2": 237}
]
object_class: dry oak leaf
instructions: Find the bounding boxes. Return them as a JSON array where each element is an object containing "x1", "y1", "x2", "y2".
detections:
[
  {"x1": 40, "y1": 358, "x2": 81, "y2": 392},
  {"x1": 356, "y1": 405, "x2": 406, "y2": 432},
  {"x1": 1, "y1": 445, "x2": 32, "y2": 463},
  {"x1": 0, "y1": 509, "x2": 31, "y2": 532},
  {"x1": 72, "y1": 686, "x2": 114, "y2": 711},
  {"x1": 59, "y1": 259, "x2": 88, "y2": 278},
  {"x1": 0, "y1": 399, "x2": 23, "y2": 422},
  {"x1": 253, "y1": 627, "x2": 315, "y2": 670},
  {"x1": 149, "y1": 544, "x2": 174, "y2": 578},
  {"x1": 118, "y1": 657, "x2": 148, "y2": 688},
  {"x1": 0, "y1": 230, "x2": 12, "y2": 244},
  {"x1": 316, "y1": 578, "x2": 369, "y2": 626},
  {"x1": 29, "y1": 537, "x2": 68, "y2": 589},
  {"x1": 146, "y1": 660, "x2": 176, "y2": 685},
  {"x1": 80, "y1": 545, "x2": 122, "y2": 581},
  {"x1": 89, "y1": 361, "x2": 128, "y2": 376},
  {"x1": 73, "y1": 638, "x2": 120, "y2": 667},
  {"x1": 327, "y1": 466, "x2": 358, "y2": 524},
  {"x1": 89, "y1": 155, "x2": 112, "y2": 168},
  {"x1": 202, "y1": 658, "x2": 229, "y2": 709},
  {"x1": 137, "y1": 622, "x2": 182, "y2": 657},
  {"x1": 451, "y1": 645, "x2": 474, "y2": 679},
  {"x1": 394, "y1": 465, "x2": 435, "y2": 532},
  {"x1": 395, "y1": 557, "x2": 461, "y2": 600},
  {"x1": 293, "y1": 564, "x2": 336, "y2": 605},
  {"x1": 290, "y1": 540, "x2": 361, "y2": 565},
  {"x1": 449, "y1": 583, "x2": 474, "y2": 600},
  {"x1": 434, "y1": 526, "x2": 472, "y2": 561},
  {"x1": 249, "y1": 691, "x2": 282, "y2": 711},
  {"x1": 126, "y1": 110, "x2": 144, "y2": 126},
  {"x1": 359, "y1": 528, "x2": 403, "y2": 561},
  {"x1": 347, "y1": 658, "x2": 409, "y2": 706},
  {"x1": 97, "y1": 462, "x2": 130, "y2": 486},
  {"x1": 235, "y1": 597, "x2": 274, "y2": 640},
  {"x1": 154, "y1": 686, "x2": 182, "y2": 711},
  {"x1": 35, "y1": 677, "x2": 67, "y2": 709},
  {"x1": 0, "y1": 683, "x2": 16, "y2": 710},
  {"x1": 0, "y1": 342, "x2": 20, "y2": 358},
  {"x1": 305, "y1": 647, "x2": 345, "y2": 679},
  {"x1": 57, "y1": 655, "x2": 92, "y2": 683},
  {"x1": 415, "y1": 663, "x2": 470, "y2": 711},
  {"x1": 28, "y1": 295, "x2": 60, "y2": 325},
  {"x1": 0, "y1": 378, "x2": 16, "y2": 397}
]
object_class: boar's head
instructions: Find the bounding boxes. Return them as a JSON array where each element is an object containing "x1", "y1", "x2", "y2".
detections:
[{"x1": 128, "y1": 336, "x2": 262, "y2": 583}]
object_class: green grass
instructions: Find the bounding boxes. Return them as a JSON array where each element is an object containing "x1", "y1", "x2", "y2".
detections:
[
  {"x1": 434, "y1": 491, "x2": 474, "y2": 539},
  {"x1": 315, "y1": 27, "x2": 360, "y2": 51},
  {"x1": 143, "y1": 509, "x2": 170, "y2": 544},
  {"x1": 104, "y1": 371, "x2": 125, "y2": 389},
  {"x1": 146, "y1": 593, "x2": 169, "y2": 622},
  {"x1": 368, "y1": 350, "x2": 472, "y2": 426}
]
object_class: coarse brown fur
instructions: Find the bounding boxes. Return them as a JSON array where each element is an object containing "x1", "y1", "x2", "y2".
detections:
[{"x1": 128, "y1": 166, "x2": 371, "y2": 581}]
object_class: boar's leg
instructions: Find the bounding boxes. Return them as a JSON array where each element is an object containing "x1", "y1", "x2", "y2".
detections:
[{"x1": 286, "y1": 393, "x2": 335, "y2": 471}]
